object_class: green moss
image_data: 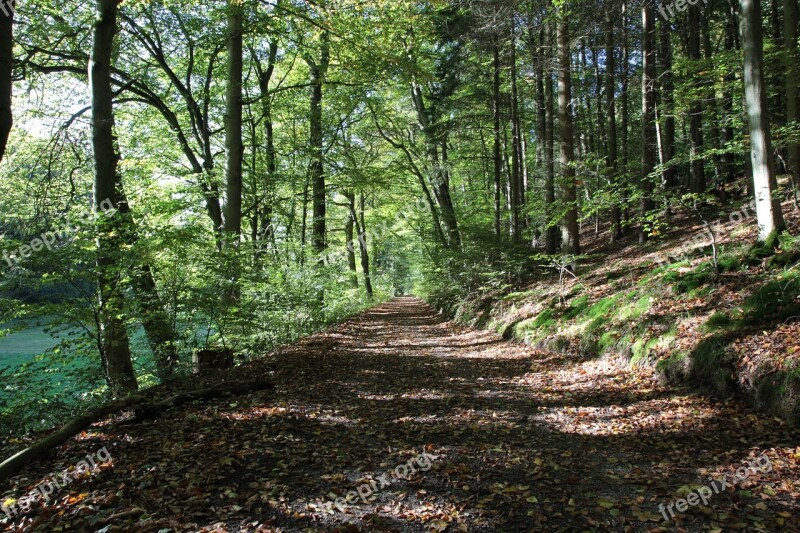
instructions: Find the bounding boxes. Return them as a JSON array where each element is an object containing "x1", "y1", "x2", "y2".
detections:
[
  {"x1": 704, "y1": 312, "x2": 734, "y2": 332},
  {"x1": 688, "y1": 337, "x2": 734, "y2": 394},
  {"x1": 598, "y1": 330, "x2": 620, "y2": 353},
  {"x1": 562, "y1": 295, "x2": 590, "y2": 320}
]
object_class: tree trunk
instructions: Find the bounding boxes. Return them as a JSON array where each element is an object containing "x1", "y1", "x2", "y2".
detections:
[
  {"x1": 688, "y1": 5, "x2": 707, "y2": 195},
  {"x1": 223, "y1": 0, "x2": 243, "y2": 240},
  {"x1": 256, "y1": 41, "x2": 279, "y2": 254},
  {"x1": 510, "y1": 22, "x2": 523, "y2": 244},
  {"x1": 493, "y1": 34, "x2": 503, "y2": 238},
  {"x1": 722, "y1": 3, "x2": 738, "y2": 185},
  {"x1": 741, "y1": 0, "x2": 786, "y2": 240},
  {"x1": 308, "y1": 31, "x2": 330, "y2": 258},
  {"x1": 658, "y1": 17, "x2": 677, "y2": 190},
  {"x1": 640, "y1": 0, "x2": 657, "y2": 244},
  {"x1": 785, "y1": 0, "x2": 800, "y2": 203},
  {"x1": 556, "y1": 13, "x2": 580, "y2": 260},
  {"x1": 115, "y1": 191, "x2": 177, "y2": 381},
  {"x1": 0, "y1": 0, "x2": 11, "y2": 164},
  {"x1": 354, "y1": 193, "x2": 373, "y2": 298},
  {"x1": 703, "y1": 14, "x2": 724, "y2": 195},
  {"x1": 621, "y1": 0, "x2": 631, "y2": 224},
  {"x1": 90, "y1": 0, "x2": 137, "y2": 394},
  {"x1": 345, "y1": 192, "x2": 358, "y2": 287},
  {"x1": 606, "y1": 9, "x2": 623, "y2": 241}
]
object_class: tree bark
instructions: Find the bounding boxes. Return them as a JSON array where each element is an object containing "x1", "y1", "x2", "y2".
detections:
[
  {"x1": 640, "y1": 0, "x2": 657, "y2": 244},
  {"x1": 658, "y1": 16, "x2": 677, "y2": 190},
  {"x1": 741, "y1": 0, "x2": 786, "y2": 240},
  {"x1": 606, "y1": 9, "x2": 623, "y2": 241},
  {"x1": 223, "y1": 0, "x2": 243, "y2": 240},
  {"x1": 344, "y1": 192, "x2": 358, "y2": 287},
  {"x1": 0, "y1": 0, "x2": 12, "y2": 164},
  {"x1": 307, "y1": 31, "x2": 330, "y2": 257},
  {"x1": 785, "y1": 0, "x2": 800, "y2": 203},
  {"x1": 510, "y1": 23, "x2": 523, "y2": 244},
  {"x1": 556, "y1": 12, "x2": 580, "y2": 260},
  {"x1": 493, "y1": 33, "x2": 503, "y2": 238},
  {"x1": 90, "y1": 0, "x2": 137, "y2": 394},
  {"x1": 688, "y1": 4, "x2": 707, "y2": 195}
]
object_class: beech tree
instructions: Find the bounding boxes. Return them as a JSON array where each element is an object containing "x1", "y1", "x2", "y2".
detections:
[
  {"x1": 90, "y1": 0, "x2": 138, "y2": 393},
  {"x1": 740, "y1": 0, "x2": 786, "y2": 240}
]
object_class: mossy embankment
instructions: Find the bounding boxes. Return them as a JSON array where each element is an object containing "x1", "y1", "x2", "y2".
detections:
[{"x1": 426, "y1": 200, "x2": 800, "y2": 424}]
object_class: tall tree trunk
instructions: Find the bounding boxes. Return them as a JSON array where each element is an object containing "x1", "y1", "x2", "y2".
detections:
[
  {"x1": 354, "y1": 193, "x2": 373, "y2": 298},
  {"x1": 493, "y1": 33, "x2": 503, "y2": 237},
  {"x1": 0, "y1": 0, "x2": 11, "y2": 164},
  {"x1": 688, "y1": 5, "x2": 707, "y2": 195},
  {"x1": 308, "y1": 31, "x2": 330, "y2": 257},
  {"x1": 90, "y1": 0, "x2": 137, "y2": 394},
  {"x1": 640, "y1": 0, "x2": 657, "y2": 244},
  {"x1": 116, "y1": 193, "x2": 177, "y2": 381},
  {"x1": 606, "y1": 9, "x2": 623, "y2": 241},
  {"x1": 255, "y1": 41, "x2": 279, "y2": 255},
  {"x1": 722, "y1": 3, "x2": 738, "y2": 185},
  {"x1": 658, "y1": 17, "x2": 677, "y2": 190},
  {"x1": 410, "y1": 82, "x2": 461, "y2": 248},
  {"x1": 785, "y1": 0, "x2": 800, "y2": 204},
  {"x1": 556, "y1": 12, "x2": 580, "y2": 259},
  {"x1": 510, "y1": 22, "x2": 523, "y2": 243},
  {"x1": 545, "y1": 39, "x2": 557, "y2": 254},
  {"x1": 703, "y1": 14, "x2": 724, "y2": 195},
  {"x1": 621, "y1": 0, "x2": 631, "y2": 224},
  {"x1": 345, "y1": 194, "x2": 358, "y2": 288},
  {"x1": 741, "y1": 0, "x2": 786, "y2": 240},
  {"x1": 224, "y1": 0, "x2": 243, "y2": 240}
]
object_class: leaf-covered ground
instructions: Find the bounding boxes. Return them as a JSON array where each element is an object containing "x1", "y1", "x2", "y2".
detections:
[{"x1": 2, "y1": 297, "x2": 800, "y2": 532}]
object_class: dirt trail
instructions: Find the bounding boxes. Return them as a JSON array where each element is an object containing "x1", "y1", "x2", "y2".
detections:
[{"x1": 3, "y1": 297, "x2": 799, "y2": 532}]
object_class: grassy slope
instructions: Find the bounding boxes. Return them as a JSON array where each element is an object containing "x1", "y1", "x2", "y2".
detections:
[{"x1": 441, "y1": 195, "x2": 800, "y2": 424}]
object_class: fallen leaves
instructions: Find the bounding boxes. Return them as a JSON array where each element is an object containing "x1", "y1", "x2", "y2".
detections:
[{"x1": 1, "y1": 299, "x2": 799, "y2": 531}]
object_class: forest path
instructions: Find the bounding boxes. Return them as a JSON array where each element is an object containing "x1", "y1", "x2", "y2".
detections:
[{"x1": 6, "y1": 297, "x2": 800, "y2": 532}]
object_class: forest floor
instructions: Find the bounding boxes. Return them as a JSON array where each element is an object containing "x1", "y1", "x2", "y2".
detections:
[{"x1": 2, "y1": 297, "x2": 800, "y2": 532}]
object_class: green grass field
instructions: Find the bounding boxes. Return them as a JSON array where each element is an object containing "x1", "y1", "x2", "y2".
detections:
[{"x1": 0, "y1": 321, "x2": 73, "y2": 369}]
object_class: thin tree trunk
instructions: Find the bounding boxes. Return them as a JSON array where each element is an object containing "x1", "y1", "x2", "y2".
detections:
[
  {"x1": 510, "y1": 21, "x2": 523, "y2": 243},
  {"x1": 703, "y1": 14, "x2": 724, "y2": 195},
  {"x1": 90, "y1": 0, "x2": 137, "y2": 394},
  {"x1": 344, "y1": 192, "x2": 358, "y2": 288},
  {"x1": 606, "y1": 9, "x2": 623, "y2": 241},
  {"x1": 0, "y1": 0, "x2": 12, "y2": 163},
  {"x1": 493, "y1": 33, "x2": 503, "y2": 237},
  {"x1": 307, "y1": 31, "x2": 330, "y2": 257},
  {"x1": 741, "y1": 0, "x2": 786, "y2": 240},
  {"x1": 621, "y1": 0, "x2": 630, "y2": 224},
  {"x1": 659, "y1": 17, "x2": 677, "y2": 190},
  {"x1": 785, "y1": 0, "x2": 800, "y2": 205},
  {"x1": 688, "y1": 5, "x2": 707, "y2": 195},
  {"x1": 545, "y1": 41, "x2": 557, "y2": 254},
  {"x1": 641, "y1": 0, "x2": 657, "y2": 244},
  {"x1": 557, "y1": 12, "x2": 580, "y2": 260},
  {"x1": 355, "y1": 193, "x2": 373, "y2": 298}
]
